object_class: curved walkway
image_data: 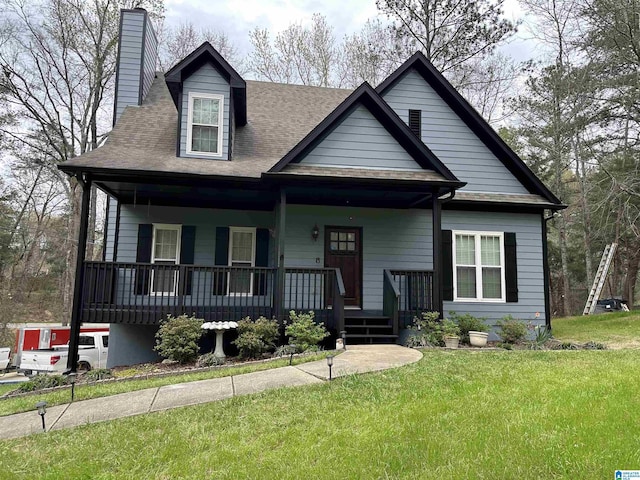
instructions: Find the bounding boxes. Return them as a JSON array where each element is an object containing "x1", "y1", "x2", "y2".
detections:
[{"x1": 0, "y1": 345, "x2": 421, "y2": 440}]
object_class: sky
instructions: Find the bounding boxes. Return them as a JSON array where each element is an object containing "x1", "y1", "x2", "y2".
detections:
[{"x1": 163, "y1": 0, "x2": 539, "y2": 64}]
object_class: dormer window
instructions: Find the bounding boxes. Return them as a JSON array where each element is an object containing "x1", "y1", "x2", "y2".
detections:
[{"x1": 186, "y1": 92, "x2": 224, "y2": 156}]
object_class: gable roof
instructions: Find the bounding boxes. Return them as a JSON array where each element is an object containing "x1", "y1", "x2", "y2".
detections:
[
  {"x1": 165, "y1": 42, "x2": 247, "y2": 126},
  {"x1": 269, "y1": 82, "x2": 460, "y2": 184},
  {"x1": 376, "y1": 52, "x2": 563, "y2": 206}
]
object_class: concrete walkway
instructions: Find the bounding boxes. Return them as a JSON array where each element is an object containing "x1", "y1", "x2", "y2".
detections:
[{"x1": 0, "y1": 345, "x2": 421, "y2": 440}]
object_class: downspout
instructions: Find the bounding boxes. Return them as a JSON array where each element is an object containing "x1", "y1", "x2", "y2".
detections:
[{"x1": 542, "y1": 212, "x2": 556, "y2": 331}]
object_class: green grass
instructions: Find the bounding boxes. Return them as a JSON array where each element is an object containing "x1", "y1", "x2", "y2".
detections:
[
  {"x1": 0, "y1": 354, "x2": 328, "y2": 417},
  {"x1": 553, "y1": 311, "x2": 640, "y2": 347},
  {"x1": 1, "y1": 350, "x2": 639, "y2": 479}
]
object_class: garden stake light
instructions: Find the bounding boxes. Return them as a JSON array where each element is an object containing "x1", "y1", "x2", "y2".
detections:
[
  {"x1": 326, "y1": 354, "x2": 334, "y2": 380},
  {"x1": 36, "y1": 401, "x2": 47, "y2": 432},
  {"x1": 289, "y1": 344, "x2": 297, "y2": 366},
  {"x1": 68, "y1": 372, "x2": 77, "y2": 401},
  {"x1": 340, "y1": 330, "x2": 347, "y2": 350}
]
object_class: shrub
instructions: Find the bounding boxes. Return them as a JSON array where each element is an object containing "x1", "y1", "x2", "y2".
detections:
[
  {"x1": 154, "y1": 314, "x2": 204, "y2": 364},
  {"x1": 449, "y1": 311, "x2": 488, "y2": 344},
  {"x1": 497, "y1": 315, "x2": 527, "y2": 344},
  {"x1": 196, "y1": 352, "x2": 225, "y2": 367},
  {"x1": 18, "y1": 374, "x2": 67, "y2": 393},
  {"x1": 285, "y1": 311, "x2": 329, "y2": 352},
  {"x1": 233, "y1": 316, "x2": 279, "y2": 359},
  {"x1": 583, "y1": 341, "x2": 607, "y2": 350},
  {"x1": 406, "y1": 311, "x2": 446, "y2": 347},
  {"x1": 528, "y1": 325, "x2": 553, "y2": 350},
  {"x1": 84, "y1": 368, "x2": 113, "y2": 382}
]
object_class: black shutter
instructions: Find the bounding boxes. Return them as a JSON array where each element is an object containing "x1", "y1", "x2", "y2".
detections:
[
  {"x1": 408, "y1": 109, "x2": 422, "y2": 138},
  {"x1": 442, "y1": 230, "x2": 453, "y2": 301},
  {"x1": 135, "y1": 224, "x2": 153, "y2": 295},
  {"x1": 254, "y1": 228, "x2": 270, "y2": 295},
  {"x1": 180, "y1": 226, "x2": 196, "y2": 295},
  {"x1": 214, "y1": 227, "x2": 229, "y2": 295},
  {"x1": 504, "y1": 232, "x2": 518, "y2": 302}
]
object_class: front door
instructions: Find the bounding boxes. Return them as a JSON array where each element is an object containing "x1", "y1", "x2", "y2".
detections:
[{"x1": 325, "y1": 227, "x2": 362, "y2": 307}]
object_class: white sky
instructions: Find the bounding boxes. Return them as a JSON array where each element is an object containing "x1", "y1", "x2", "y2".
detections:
[{"x1": 163, "y1": 0, "x2": 538, "y2": 64}]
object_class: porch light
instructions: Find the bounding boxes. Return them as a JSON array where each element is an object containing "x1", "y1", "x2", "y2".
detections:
[
  {"x1": 340, "y1": 330, "x2": 347, "y2": 351},
  {"x1": 68, "y1": 372, "x2": 77, "y2": 402},
  {"x1": 36, "y1": 401, "x2": 47, "y2": 431},
  {"x1": 326, "y1": 354, "x2": 334, "y2": 380},
  {"x1": 311, "y1": 224, "x2": 320, "y2": 241}
]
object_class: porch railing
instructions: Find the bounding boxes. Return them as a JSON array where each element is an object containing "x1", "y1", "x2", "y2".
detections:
[
  {"x1": 389, "y1": 269, "x2": 435, "y2": 329},
  {"x1": 382, "y1": 270, "x2": 400, "y2": 336},
  {"x1": 81, "y1": 262, "x2": 345, "y2": 329}
]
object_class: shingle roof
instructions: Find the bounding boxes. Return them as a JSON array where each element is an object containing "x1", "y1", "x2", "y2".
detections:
[
  {"x1": 453, "y1": 191, "x2": 557, "y2": 207},
  {"x1": 277, "y1": 164, "x2": 451, "y2": 183},
  {"x1": 61, "y1": 75, "x2": 352, "y2": 178}
]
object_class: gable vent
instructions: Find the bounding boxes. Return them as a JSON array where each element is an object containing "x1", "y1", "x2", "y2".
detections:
[{"x1": 408, "y1": 109, "x2": 422, "y2": 138}]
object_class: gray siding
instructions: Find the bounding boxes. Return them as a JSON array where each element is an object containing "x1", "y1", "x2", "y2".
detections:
[
  {"x1": 107, "y1": 324, "x2": 161, "y2": 368},
  {"x1": 285, "y1": 205, "x2": 433, "y2": 310},
  {"x1": 104, "y1": 197, "x2": 118, "y2": 262},
  {"x1": 442, "y1": 210, "x2": 545, "y2": 326},
  {"x1": 116, "y1": 205, "x2": 274, "y2": 263},
  {"x1": 141, "y1": 13, "x2": 157, "y2": 100},
  {"x1": 180, "y1": 63, "x2": 230, "y2": 160},
  {"x1": 114, "y1": 10, "x2": 158, "y2": 123},
  {"x1": 300, "y1": 105, "x2": 424, "y2": 170},
  {"x1": 382, "y1": 69, "x2": 529, "y2": 194}
]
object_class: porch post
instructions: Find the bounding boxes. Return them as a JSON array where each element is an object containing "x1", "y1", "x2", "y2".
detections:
[
  {"x1": 66, "y1": 174, "x2": 92, "y2": 372},
  {"x1": 274, "y1": 189, "x2": 286, "y2": 321},
  {"x1": 431, "y1": 190, "x2": 443, "y2": 317}
]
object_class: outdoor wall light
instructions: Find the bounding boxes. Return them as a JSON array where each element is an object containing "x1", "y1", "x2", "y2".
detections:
[
  {"x1": 340, "y1": 330, "x2": 347, "y2": 351},
  {"x1": 311, "y1": 224, "x2": 320, "y2": 241},
  {"x1": 36, "y1": 401, "x2": 47, "y2": 431},
  {"x1": 326, "y1": 354, "x2": 334, "y2": 380},
  {"x1": 68, "y1": 372, "x2": 77, "y2": 402}
]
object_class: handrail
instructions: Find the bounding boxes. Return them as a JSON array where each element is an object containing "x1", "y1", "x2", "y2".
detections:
[
  {"x1": 333, "y1": 268, "x2": 345, "y2": 334},
  {"x1": 383, "y1": 269, "x2": 400, "y2": 337}
]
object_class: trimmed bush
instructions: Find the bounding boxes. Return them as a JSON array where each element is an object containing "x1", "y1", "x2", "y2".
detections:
[
  {"x1": 233, "y1": 316, "x2": 279, "y2": 359},
  {"x1": 406, "y1": 311, "x2": 443, "y2": 347},
  {"x1": 497, "y1": 315, "x2": 527, "y2": 344},
  {"x1": 449, "y1": 311, "x2": 488, "y2": 344},
  {"x1": 285, "y1": 311, "x2": 329, "y2": 352},
  {"x1": 154, "y1": 314, "x2": 204, "y2": 364}
]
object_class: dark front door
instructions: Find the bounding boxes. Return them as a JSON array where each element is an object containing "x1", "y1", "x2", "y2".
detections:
[{"x1": 325, "y1": 227, "x2": 362, "y2": 307}]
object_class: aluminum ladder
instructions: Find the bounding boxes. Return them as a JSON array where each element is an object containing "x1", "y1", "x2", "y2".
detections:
[{"x1": 583, "y1": 243, "x2": 617, "y2": 315}]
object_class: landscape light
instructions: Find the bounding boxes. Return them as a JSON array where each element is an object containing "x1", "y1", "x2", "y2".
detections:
[{"x1": 36, "y1": 401, "x2": 47, "y2": 431}]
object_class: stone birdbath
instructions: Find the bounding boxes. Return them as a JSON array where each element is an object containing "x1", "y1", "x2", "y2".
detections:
[{"x1": 201, "y1": 321, "x2": 238, "y2": 359}]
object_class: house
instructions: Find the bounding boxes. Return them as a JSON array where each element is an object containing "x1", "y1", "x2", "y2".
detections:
[{"x1": 59, "y1": 9, "x2": 564, "y2": 368}]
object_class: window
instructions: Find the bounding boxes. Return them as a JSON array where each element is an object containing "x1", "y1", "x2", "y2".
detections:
[
  {"x1": 186, "y1": 92, "x2": 223, "y2": 156},
  {"x1": 453, "y1": 231, "x2": 505, "y2": 302},
  {"x1": 151, "y1": 224, "x2": 181, "y2": 295},
  {"x1": 228, "y1": 227, "x2": 256, "y2": 295},
  {"x1": 329, "y1": 231, "x2": 356, "y2": 252}
]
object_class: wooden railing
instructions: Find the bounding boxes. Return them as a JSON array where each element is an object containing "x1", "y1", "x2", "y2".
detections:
[
  {"x1": 282, "y1": 267, "x2": 345, "y2": 332},
  {"x1": 81, "y1": 262, "x2": 345, "y2": 329},
  {"x1": 383, "y1": 270, "x2": 400, "y2": 336},
  {"x1": 389, "y1": 269, "x2": 435, "y2": 329}
]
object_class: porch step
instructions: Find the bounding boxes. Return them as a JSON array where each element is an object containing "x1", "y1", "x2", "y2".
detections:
[{"x1": 343, "y1": 313, "x2": 397, "y2": 345}]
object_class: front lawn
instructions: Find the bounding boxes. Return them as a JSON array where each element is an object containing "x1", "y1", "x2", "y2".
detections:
[
  {"x1": 552, "y1": 311, "x2": 640, "y2": 347},
  {"x1": 2, "y1": 350, "x2": 639, "y2": 479}
]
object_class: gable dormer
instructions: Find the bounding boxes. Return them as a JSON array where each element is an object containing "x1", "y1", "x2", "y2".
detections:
[{"x1": 165, "y1": 43, "x2": 246, "y2": 161}]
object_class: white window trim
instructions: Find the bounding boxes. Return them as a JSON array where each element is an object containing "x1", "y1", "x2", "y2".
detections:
[
  {"x1": 452, "y1": 230, "x2": 506, "y2": 303},
  {"x1": 227, "y1": 226, "x2": 256, "y2": 296},
  {"x1": 150, "y1": 224, "x2": 182, "y2": 296},
  {"x1": 186, "y1": 92, "x2": 224, "y2": 158}
]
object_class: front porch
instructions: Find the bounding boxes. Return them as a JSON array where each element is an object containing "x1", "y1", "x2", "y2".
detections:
[{"x1": 81, "y1": 261, "x2": 435, "y2": 343}]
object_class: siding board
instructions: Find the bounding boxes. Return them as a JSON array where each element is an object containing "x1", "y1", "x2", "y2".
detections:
[{"x1": 383, "y1": 69, "x2": 529, "y2": 194}]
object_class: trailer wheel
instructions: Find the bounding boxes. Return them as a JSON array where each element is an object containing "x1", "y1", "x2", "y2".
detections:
[{"x1": 77, "y1": 361, "x2": 91, "y2": 373}]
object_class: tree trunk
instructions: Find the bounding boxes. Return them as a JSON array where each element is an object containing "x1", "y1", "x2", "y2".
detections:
[
  {"x1": 86, "y1": 184, "x2": 97, "y2": 261},
  {"x1": 558, "y1": 212, "x2": 572, "y2": 316},
  {"x1": 62, "y1": 179, "x2": 81, "y2": 325}
]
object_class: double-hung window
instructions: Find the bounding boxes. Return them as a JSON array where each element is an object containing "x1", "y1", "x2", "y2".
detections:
[
  {"x1": 228, "y1": 227, "x2": 256, "y2": 295},
  {"x1": 151, "y1": 224, "x2": 181, "y2": 295},
  {"x1": 453, "y1": 231, "x2": 505, "y2": 302},
  {"x1": 186, "y1": 92, "x2": 223, "y2": 156}
]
